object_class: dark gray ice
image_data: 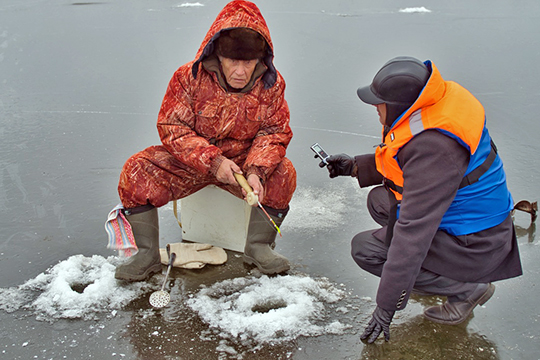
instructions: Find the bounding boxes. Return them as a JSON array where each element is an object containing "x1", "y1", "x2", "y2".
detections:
[{"x1": 1, "y1": 1, "x2": 539, "y2": 359}]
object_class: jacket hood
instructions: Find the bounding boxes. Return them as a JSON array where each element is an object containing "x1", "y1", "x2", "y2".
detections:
[
  {"x1": 389, "y1": 60, "x2": 446, "y2": 129},
  {"x1": 191, "y1": 0, "x2": 277, "y2": 89}
]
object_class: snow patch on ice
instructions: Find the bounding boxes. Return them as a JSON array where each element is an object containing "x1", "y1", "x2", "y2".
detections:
[
  {"x1": 286, "y1": 183, "x2": 367, "y2": 234},
  {"x1": 399, "y1": 7, "x2": 431, "y2": 13},
  {"x1": 186, "y1": 274, "x2": 352, "y2": 344},
  {"x1": 176, "y1": 2, "x2": 204, "y2": 7},
  {"x1": 0, "y1": 254, "x2": 155, "y2": 321}
]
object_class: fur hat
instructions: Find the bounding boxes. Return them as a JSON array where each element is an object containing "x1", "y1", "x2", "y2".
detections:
[{"x1": 215, "y1": 28, "x2": 267, "y2": 60}]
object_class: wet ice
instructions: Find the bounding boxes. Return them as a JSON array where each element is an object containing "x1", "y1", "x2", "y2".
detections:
[
  {"x1": 2, "y1": 0, "x2": 539, "y2": 358},
  {"x1": 0, "y1": 253, "x2": 357, "y2": 346}
]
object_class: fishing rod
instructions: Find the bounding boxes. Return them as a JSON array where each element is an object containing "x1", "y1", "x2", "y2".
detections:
[{"x1": 233, "y1": 172, "x2": 282, "y2": 237}]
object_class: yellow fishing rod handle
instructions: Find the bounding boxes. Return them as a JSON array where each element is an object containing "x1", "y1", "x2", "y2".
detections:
[{"x1": 233, "y1": 172, "x2": 259, "y2": 206}]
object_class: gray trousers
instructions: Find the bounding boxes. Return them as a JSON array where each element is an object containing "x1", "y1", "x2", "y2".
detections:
[{"x1": 351, "y1": 186, "x2": 481, "y2": 302}]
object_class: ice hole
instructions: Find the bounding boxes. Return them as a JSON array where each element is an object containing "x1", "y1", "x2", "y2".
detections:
[
  {"x1": 70, "y1": 282, "x2": 91, "y2": 294},
  {"x1": 251, "y1": 299, "x2": 288, "y2": 313}
]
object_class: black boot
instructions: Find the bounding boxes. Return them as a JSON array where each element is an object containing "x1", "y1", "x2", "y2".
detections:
[
  {"x1": 243, "y1": 206, "x2": 289, "y2": 274},
  {"x1": 115, "y1": 207, "x2": 162, "y2": 281},
  {"x1": 423, "y1": 283, "x2": 495, "y2": 325}
]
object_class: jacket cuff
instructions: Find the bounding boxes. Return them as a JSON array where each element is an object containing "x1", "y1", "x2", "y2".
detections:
[
  {"x1": 245, "y1": 166, "x2": 266, "y2": 183},
  {"x1": 354, "y1": 154, "x2": 383, "y2": 187},
  {"x1": 210, "y1": 155, "x2": 226, "y2": 176}
]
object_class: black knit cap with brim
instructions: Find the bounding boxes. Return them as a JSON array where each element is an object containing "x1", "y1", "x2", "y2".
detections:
[
  {"x1": 215, "y1": 28, "x2": 267, "y2": 60},
  {"x1": 357, "y1": 56, "x2": 430, "y2": 106}
]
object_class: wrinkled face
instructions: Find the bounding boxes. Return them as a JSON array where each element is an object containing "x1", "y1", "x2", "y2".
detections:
[
  {"x1": 375, "y1": 103, "x2": 387, "y2": 126},
  {"x1": 218, "y1": 56, "x2": 259, "y2": 89}
]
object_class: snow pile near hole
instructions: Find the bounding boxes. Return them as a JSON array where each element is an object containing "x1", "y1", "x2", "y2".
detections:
[
  {"x1": 186, "y1": 274, "x2": 352, "y2": 344},
  {"x1": 0, "y1": 255, "x2": 154, "y2": 321},
  {"x1": 399, "y1": 7, "x2": 431, "y2": 13}
]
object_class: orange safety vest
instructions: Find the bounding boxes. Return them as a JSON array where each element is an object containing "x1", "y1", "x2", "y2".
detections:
[
  {"x1": 374, "y1": 61, "x2": 513, "y2": 236},
  {"x1": 375, "y1": 62, "x2": 484, "y2": 201}
]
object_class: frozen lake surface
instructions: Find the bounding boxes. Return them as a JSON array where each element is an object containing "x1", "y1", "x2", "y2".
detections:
[{"x1": 1, "y1": 1, "x2": 539, "y2": 359}]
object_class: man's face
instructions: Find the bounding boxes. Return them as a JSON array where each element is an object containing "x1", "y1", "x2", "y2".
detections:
[
  {"x1": 219, "y1": 56, "x2": 259, "y2": 89},
  {"x1": 375, "y1": 103, "x2": 387, "y2": 126}
]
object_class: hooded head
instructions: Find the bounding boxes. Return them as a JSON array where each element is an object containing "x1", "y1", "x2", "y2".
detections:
[
  {"x1": 357, "y1": 56, "x2": 431, "y2": 126},
  {"x1": 192, "y1": 1, "x2": 277, "y2": 89}
]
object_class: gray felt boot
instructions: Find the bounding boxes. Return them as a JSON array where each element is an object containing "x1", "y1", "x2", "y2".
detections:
[
  {"x1": 243, "y1": 206, "x2": 289, "y2": 274},
  {"x1": 115, "y1": 207, "x2": 162, "y2": 281}
]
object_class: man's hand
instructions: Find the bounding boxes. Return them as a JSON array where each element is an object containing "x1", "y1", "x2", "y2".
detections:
[
  {"x1": 360, "y1": 306, "x2": 395, "y2": 343},
  {"x1": 246, "y1": 173, "x2": 264, "y2": 205},
  {"x1": 216, "y1": 158, "x2": 242, "y2": 185},
  {"x1": 326, "y1": 154, "x2": 355, "y2": 178}
]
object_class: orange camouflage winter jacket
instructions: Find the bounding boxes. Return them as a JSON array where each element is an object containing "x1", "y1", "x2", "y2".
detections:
[{"x1": 156, "y1": 0, "x2": 292, "y2": 183}]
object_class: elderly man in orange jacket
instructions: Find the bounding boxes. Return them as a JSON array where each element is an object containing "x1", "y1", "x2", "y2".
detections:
[{"x1": 110, "y1": 1, "x2": 296, "y2": 281}]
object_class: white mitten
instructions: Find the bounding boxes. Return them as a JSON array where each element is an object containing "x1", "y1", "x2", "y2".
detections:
[{"x1": 160, "y1": 242, "x2": 227, "y2": 269}]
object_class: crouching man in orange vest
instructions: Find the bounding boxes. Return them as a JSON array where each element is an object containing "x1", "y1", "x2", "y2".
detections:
[{"x1": 325, "y1": 57, "x2": 522, "y2": 343}]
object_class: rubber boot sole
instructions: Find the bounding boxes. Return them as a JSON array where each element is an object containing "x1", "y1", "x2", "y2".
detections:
[
  {"x1": 115, "y1": 263, "x2": 162, "y2": 282},
  {"x1": 243, "y1": 254, "x2": 290, "y2": 275}
]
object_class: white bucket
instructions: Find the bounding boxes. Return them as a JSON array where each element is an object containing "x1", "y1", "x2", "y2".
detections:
[{"x1": 180, "y1": 185, "x2": 251, "y2": 253}]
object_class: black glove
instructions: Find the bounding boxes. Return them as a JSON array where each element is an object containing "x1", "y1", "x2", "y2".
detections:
[
  {"x1": 326, "y1": 154, "x2": 355, "y2": 178},
  {"x1": 360, "y1": 306, "x2": 395, "y2": 343}
]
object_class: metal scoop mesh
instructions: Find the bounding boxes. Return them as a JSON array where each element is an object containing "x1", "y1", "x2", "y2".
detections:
[
  {"x1": 149, "y1": 250, "x2": 176, "y2": 308},
  {"x1": 149, "y1": 290, "x2": 171, "y2": 308}
]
